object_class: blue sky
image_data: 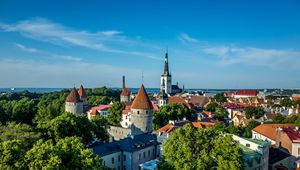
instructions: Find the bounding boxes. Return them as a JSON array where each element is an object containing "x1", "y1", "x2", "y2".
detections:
[{"x1": 0, "y1": 0, "x2": 300, "y2": 88}]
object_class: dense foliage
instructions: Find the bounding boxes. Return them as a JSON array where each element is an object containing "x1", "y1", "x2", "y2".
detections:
[
  {"x1": 244, "y1": 106, "x2": 264, "y2": 119},
  {"x1": 107, "y1": 102, "x2": 125, "y2": 126},
  {"x1": 160, "y1": 124, "x2": 243, "y2": 170},
  {"x1": 153, "y1": 103, "x2": 195, "y2": 130},
  {"x1": 214, "y1": 92, "x2": 227, "y2": 103}
]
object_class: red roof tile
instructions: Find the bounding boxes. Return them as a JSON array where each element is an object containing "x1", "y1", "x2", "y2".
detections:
[
  {"x1": 121, "y1": 88, "x2": 131, "y2": 96},
  {"x1": 252, "y1": 124, "x2": 295, "y2": 141},
  {"x1": 235, "y1": 90, "x2": 258, "y2": 96},
  {"x1": 131, "y1": 84, "x2": 153, "y2": 110},
  {"x1": 78, "y1": 85, "x2": 87, "y2": 98},
  {"x1": 66, "y1": 88, "x2": 81, "y2": 103}
]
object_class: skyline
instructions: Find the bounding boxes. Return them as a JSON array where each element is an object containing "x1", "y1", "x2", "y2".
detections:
[{"x1": 1, "y1": 0, "x2": 300, "y2": 89}]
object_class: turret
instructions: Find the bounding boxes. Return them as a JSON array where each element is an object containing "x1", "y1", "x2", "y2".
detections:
[
  {"x1": 120, "y1": 76, "x2": 131, "y2": 103},
  {"x1": 130, "y1": 84, "x2": 153, "y2": 135},
  {"x1": 78, "y1": 85, "x2": 87, "y2": 105},
  {"x1": 65, "y1": 87, "x2": 83, "y2": 114}
]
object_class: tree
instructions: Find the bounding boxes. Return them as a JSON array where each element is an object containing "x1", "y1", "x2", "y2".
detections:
[
  {"x1": 0, "y1": 100, "x2": 13, "y2": 124},
  {"x1": 280, "y1": 98, "x2": 292, "y2": 107},
  {"x1": 0, "y1": 140, "x2": 26, "y2": 170},
  {"x1": 107, "y1": 102, "x2": 125, "y2": 126},
  {"x1": 205, "y1": 102, "x2": 219, "y2": 112},
  {"x1": 37, "y1": 112, "x2": 108, "y2": 144},
  {"x1": 244, "y1": 106, "x2": 264, "y2": 119},
  {"x1": 161, "y1": 124, "x2": 243, "y2": 170},
  {"x1": 0, "y1": 122, "x2": 40, "y2": 149},
  {"x1": 244, "y1": 120, "x2": 260, "y2": 138},
  {"x1": 25, "y1": 136, "x2": 105, "y2": 170},
  {"x1": 153, "y1": 103, "x2": 194, "y2": 130},
  {"x1": 214, "y1": 93, "x2": 227, "y2": 103},
  {"x1": 272, "y1": 114, "x2": 285, "y2": 123},
  {"x1": 214, "y1": 106, "x2": 229, "y2": 121},
  {"x1": 11, "y1": 98, "x2": 37, "y2": 124},
  {"x1": 34, "y1": 92, "x2": 67, "y2": 123}
]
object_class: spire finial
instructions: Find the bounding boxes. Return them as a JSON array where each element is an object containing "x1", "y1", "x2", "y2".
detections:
[{"x1": 141, "y1": 71, "x2": 144, "y2": 84}]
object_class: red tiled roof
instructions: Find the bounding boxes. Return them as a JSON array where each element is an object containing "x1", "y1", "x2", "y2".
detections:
[
  {"x1": 189, "y1": 96, "x2": 209, "y2": 107},
  {"x1": 252, "y1": 124, "x2": 295, "y2": 141},
  {"x1": 66, "y1": 88, "x2": 81, "y2": 103},
  {"x1": 78, "y1": 85, "x2": 87, "y2": 98},
  {"x1": 131, "y1": 84, "x2": 153, "y2": 110},
  {"x1": 121, "y1": 88, "x2": 131, "y2": 96},
  {"x1": 168, "y1": 96, "x2": 189, "y2": 107},
  {"x1": 281, "y1": 127, "x2": 300, "y2": 143},
  {"x1": 157, "y1": 121, "x2": 216, "y2": 133},
  {"x1": 235, "y1": 90, "x2": 258, "y2": 96},
  {"x1": 292, "y1": 96, "x2": 300, "y2": 101}
]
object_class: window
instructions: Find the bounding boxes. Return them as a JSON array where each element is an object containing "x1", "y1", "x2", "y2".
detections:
[
  {"x1": 118, "y1": 166, "x2": 120, "y2": 170},
  {"x1": 146, "y1": 111, "x2": 148, "y2": 114},
  {"x1": 246, "y1": 143, "x2": 250, "y2": 147},
  {"x1": 139, "y1": 153, "x2": 141, "y2": 160},
  {"x1": 103, "y1": 161, "x2": 105, "y2": 166},
  {"x1": 118, "y1": 155, "x2": 121, "y2": 162},
  {"x1": 298, "y1": 148, "x2": 300, "y2": 155},
  {"x1": 143, "y1": 152, "x2": 146, "y2": 158},
  {"x1": 123, "y1": 166, "x2": 126, "y2": 170},
  {"x1": 137, "y1": 111, "x2": 140, "y2": 115},
  {"x1": 153, "y1": 149, "x2": 155, "y2": 155},
  {"x1": 112, "y1": 157, "x2": 114, "y2": 164},
  {"x1": 148, "y1": 150, "x2": 150, "y2": 157},
  {"x1": 123, "y1": 155, "x2": 126, "y2": 161}
]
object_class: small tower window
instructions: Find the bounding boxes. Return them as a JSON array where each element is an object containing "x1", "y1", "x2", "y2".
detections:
[
  {"x1": 137, "y1": 111, "x2": 140, "y2": 115},
  {"x1": 146, "y1": 111, "x2": 148, "y2": 114}
]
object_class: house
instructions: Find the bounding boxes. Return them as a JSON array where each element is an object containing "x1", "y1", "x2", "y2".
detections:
[
  {"x1": 269, "y1": 147, "x2": 295, "y2": 170},
  {"x1": 276, "y1": 127, "x2": 300, "y2": 157},
  {"x1": 252, "y1": 124, "x2": 296, "y2": 145},
  {"x1": 234, "y1": 90, "x2": 258, "y2": 98},
  {"x1": 92, "y1": 133, "x2": 159, "y2": 170},
  {"x1": 232, "y1": 114, "x2": 249, "y2": 127},
  {"x1": 232, "y1": 135, "x2": 270, "y2": 170},
  {"x1": 188, "y1": 96, "x2": 209, "y2": 108},
  {"x1": 87, "y1": 104, "x2": 111, "y2": 119},
  {"x1": 167, "y1": 96, "x2": 190, "y2": 108}
]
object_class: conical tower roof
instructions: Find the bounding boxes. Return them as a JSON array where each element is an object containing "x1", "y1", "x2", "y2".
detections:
[
  {"x1": 131, "y1": 84, "x2": 153, "y2": 109},
  {"x1": 66, "y1": 87, "x2": 81, "y2": 103},
  {"x1": 78, "y1": 85, "x2": 87, "y2": 98}
]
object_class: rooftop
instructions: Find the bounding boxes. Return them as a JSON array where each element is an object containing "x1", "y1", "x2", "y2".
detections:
[{"x1": 131, "y1": 84, "x2": 153, "y2": 110}]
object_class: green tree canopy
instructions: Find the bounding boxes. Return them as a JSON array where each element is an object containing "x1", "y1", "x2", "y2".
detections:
[
  {"x1": 204, "y1": 102, "x2": 219, "y2": 112},
  {"x1": 25, "y1": 136, "x2": 105, "y2": 170},
  {"x1": 280, "y1": 98, "x2": 293, "y2": 107},
  {"x1": 244, "y1": 106, "x2": 264, "y2": 119},
  {"x1": 214, "y1": 106, "x2": 229, "y2": 121},
  {"x1": 0, "y1": 122, "x2": 40, "y2": 149},
  {"x1": 214, "y1": 93, "x2": 227, "y2": 103},
  {"x1": 107, "y1": 102, "x2": 125, "y2": 126},
  {"x1": 37, "y1": 112, "x2": 108, "y2": 144},
  {"x1": 161, "y1": 124, "x2": 243, "y2": 170},
  {"x1": 0, "y1": 140, "x2": 26, "y2": 170},
  {"x1": 244, "y1": 120, "x2": 260, "y2": 138},
  {"x1": 11, "y1": 98, "x2": 37, "y2": 125},
  {"x1": 153, "y1": 103, "x2": 194, "y2": 130}
]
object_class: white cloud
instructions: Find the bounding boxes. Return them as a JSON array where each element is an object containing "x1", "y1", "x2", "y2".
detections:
[
  {"x1": 0, "y1": 18, "x2": 161, "y2": 60},
  {"x1": 15, "y1": 43, "x2": 82, "y2": 62},
  {"x1": 178, "y1": 33, "x2": 199, "y2": 43}
]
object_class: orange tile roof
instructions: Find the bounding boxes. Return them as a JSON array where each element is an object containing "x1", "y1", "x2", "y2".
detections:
[
  {"x1": 252, "y1": 123, "x2": 296, "y2": 141},
  {"x1": 66, "y1": 88, "x2": 81, "y2": 103},
  {"x1": 168, "y1": 96, "x2": 189, "y2": 107},
  {"x1": 157, "y1": 121, "x2": 216, "y2": 133},
  {"x1": 78, "y1": 85, "x2": 87, "y2": 98},
  {"x1": 131, "y1": 84, "x2": 153, "y2": 110},
  {"x1": 189, "y1": 96, "x2": 209, "y2": 107},
  {"x1": 292, "y1": 96, "x2": 300, "y2": 101}
]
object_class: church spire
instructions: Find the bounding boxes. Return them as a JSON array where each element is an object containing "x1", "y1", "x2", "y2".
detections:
[{"x1": 164, "y1": 48, "x2": 169, "y2": 75}]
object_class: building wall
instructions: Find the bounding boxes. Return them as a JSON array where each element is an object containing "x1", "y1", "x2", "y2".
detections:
[
  {"x1": 102, "y1": 151, "x2": 122, "y2": 170},
  {"x1": 131, "y1": 108, "x2": 153, "y2": 136},
  {"x1": 65, "y1": 102, "x2": 83, "y2": 114},
  {"x1": 108, "y1": 126, "x2": 131, "y2": 141},
  {"x1": 292, "y1": 143, "x2": 300, "y2": 157},
  {"x1": 270, "y1": 155, "x2": 297, "y2": 170},
  {"x1": 121, "y1": 113, "x2": 132, "y2": 128},
  {"x1": 131, "y1": 145, "x2": 157, "y2": 170},
  {"x1": 121, "y1": 95, "x2": 131, "y2": 103},
  {"x1": 158, "y1": 99, "x2": 167, "y2": 107},
  {"x1": 99, "y1": 110, "x2": 108, "y2": 118},
  {"x1": 252, "y1": 131, "x2": 276, "y2": 145},
  {"x1": 277, "y1": 131, "x2": 293, "y2": 154}
]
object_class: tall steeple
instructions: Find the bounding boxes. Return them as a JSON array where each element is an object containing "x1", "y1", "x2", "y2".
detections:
[{"x1": 163, "y1": 48, "x2": 169, "y2": 75}]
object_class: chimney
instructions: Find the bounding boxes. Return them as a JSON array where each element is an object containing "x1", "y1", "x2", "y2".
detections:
[{"x1": 122, "y1": 76, "x2": 125, "y2": 89}]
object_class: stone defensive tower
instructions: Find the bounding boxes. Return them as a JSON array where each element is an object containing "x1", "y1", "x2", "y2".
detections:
[
  {"x1": 130, "y1": 84, "x2": 153, "y2": 135},
  {"x1": 65, "y1": 87, "x2": 83, "y2": 114},
  {"x1": 120, "y1": 76, "x2": 131, "y2": 103}
]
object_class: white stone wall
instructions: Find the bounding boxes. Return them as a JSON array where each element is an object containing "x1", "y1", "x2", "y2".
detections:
[
  {"x1": 131, "y1": 146, "x2": 157, "y2": 170},
  {"x1": 252, "y1": 131, "x2": 276, "y2": 145},
  {"x1": 292, "y1": 143, "x2": 300, "y2": 157},
  {"x1": 131, "y1": 108, "x2": 153, "y2": 136},
  {"x1": 121, "y1": 112, "x2": 132, "y2": 128},
  {"x1": 121, "y1": 95, "x2": 131, "y2": 103},
  {"x1": 65, "y1": 102, "x2": 83, "y2": 114}
]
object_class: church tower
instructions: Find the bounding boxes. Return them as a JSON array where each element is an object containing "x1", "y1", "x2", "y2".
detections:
[
  {"x1": 120, "y1": 76, "x2": 131, "y2": 103},
  {"x1": 160, "y1": 49, "x2": 172, "y2": 94},
  {"x1": 130, "y1": 84, "x2": 153, "y2": 135}
]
